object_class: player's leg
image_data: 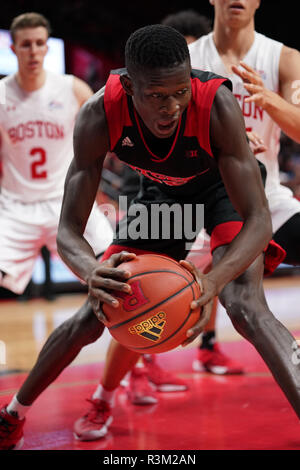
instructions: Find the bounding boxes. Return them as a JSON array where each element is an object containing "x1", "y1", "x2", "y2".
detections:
[
  {"x1": 0, "y1": 299, "x2": 104, "y2": 450},
  {"x1": 188, "y1": 232, "x2": 243, "y2": 374},
  {"x1": 0, "y1": 197, "x2": 41, "y2": 295},
  {"x1": 214, "y1": 245, "x2": 300, "y2": 418},
  {"x1": 0, "y1": 200, "x2": 114, "y2": 450},
  {"x1": 73, "y1": 339, "x2": 143, "y2": 441},
  {"x1": 273, "y1": 213, "x2": 300, "y2": 265}
]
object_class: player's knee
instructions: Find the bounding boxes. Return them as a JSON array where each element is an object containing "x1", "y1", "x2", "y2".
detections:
[
  {"x1": 220, "y1": 293, "x2": 259, "y2": 340},
  {"x1": 63, "y1": 304, "x2": 104, "y2": 346}
]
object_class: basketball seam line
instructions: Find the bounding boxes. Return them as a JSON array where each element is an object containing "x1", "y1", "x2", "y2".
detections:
[
  {"x1": 108, "y1": 280, "x2": 196, "y2": 331},
  {"x1": 128, "y1": 269, "x2": 192, "y2": 284}
]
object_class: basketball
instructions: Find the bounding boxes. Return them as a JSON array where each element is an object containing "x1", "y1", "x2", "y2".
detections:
[{"x1": 102, "y1": 254, "x2": 201, "y2": 354}]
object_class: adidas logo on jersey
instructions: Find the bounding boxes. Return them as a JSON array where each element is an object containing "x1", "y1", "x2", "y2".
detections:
[{"x1": 122, "y1": 136, "x2": 134, "y2": 147}]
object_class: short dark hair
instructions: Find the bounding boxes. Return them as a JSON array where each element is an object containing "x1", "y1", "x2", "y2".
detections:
[
  {"x1": 125, "y1": 24, "x2": 190, "y2": 77},
  {"x1": 161, "y1": 10, "x2": 211, "y2": 39},
  {"x1": 10, "y1": 12, "x2": 51, "y2": 43}
]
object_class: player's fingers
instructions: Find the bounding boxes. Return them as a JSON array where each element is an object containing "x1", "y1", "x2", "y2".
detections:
[
  {"x1": 89, "y1": 275, "x2": 131, "y2": 293},
  {"x1": 95, "y1": 266, "x2": 132, "y2": 281},
  {"x1": 88, "y1": 295, "x2": 108, "y2": 322},
  {"x1": 179, "y1": 260, "x2": 203, "y2": 285},
  {"x1": 96, "y1": 306, "x2": 108, "y2": 323},
  {"x1": 88, "y1": 286, "x2": 120, "y2": 308},
  {"x1": 181, "y1": 300, "x2": 213, "y2": 346},
  {"x1": 106, "y1": 251, "x2": 137, "y2": 268},
  {"x1": 239, "y1": 61, "x2": 261, "y2": 78},
  {"x1": 253, "y1": 144, "x2": 268, "y2": 154},
  {"x1": 244, "y1": 83, "x2": 263, "y2": 95},
  {"x1": 231, "y1": 64, "x2": 244, "y2": 80}
]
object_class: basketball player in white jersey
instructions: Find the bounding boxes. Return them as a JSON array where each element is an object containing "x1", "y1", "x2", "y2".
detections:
[
  {"x1": 188, "y1": 0, "x2": 300, "y2": 372},
  {"x1": 0, "y1": 12, "x2": 113, "y2": 296},
  {"x1": 0, "y1": 12, "x2": 116, "y2": 449}
]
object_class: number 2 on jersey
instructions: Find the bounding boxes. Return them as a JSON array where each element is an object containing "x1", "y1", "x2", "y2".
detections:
[{"x1": 30, "y1": 147, "x2": 47, "y2": 179}]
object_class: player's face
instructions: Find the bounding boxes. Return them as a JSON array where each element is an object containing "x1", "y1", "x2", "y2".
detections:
[
  {"x1": 210, "y1": 0, "x2": 261, "y2": 27},
  {"x1": 11, "y1": 27, "x2": 48, "y2": 76},
  {"x1": 130, "y1": 61, "x2": 192, "y2": 139}
]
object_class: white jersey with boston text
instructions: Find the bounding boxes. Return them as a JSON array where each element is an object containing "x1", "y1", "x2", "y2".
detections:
[
  {"x1": 0, "y1": 71, "x2": 79, "y2": 203},
  {"x1": 189, "y1": 32, "x2": 300, "y2": 232}
]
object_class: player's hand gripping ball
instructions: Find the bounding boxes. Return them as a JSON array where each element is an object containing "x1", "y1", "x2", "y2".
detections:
[{"x1": 102, "y1": 254, "x2": 202, "y2": 353}]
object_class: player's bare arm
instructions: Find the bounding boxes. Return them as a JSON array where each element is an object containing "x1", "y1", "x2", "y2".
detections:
[
  {"x1": 57, "y1": 90, "x2": 134, "y2": 314},
  {"x1": 181, "y1": 85, "x2": 272, "y2": 342},
  {"x1": 209, "y1": 85, "x2": 272, "y2": 289},
  {"x1": 232, "y1": 46, "x2": 300, "y2": 143},
  {"x1": 73, "y1": 76, "x2": 94, "y2": 107},
  {"x1": 185, "y1": 86, "x2": 272, "y2": 299}
]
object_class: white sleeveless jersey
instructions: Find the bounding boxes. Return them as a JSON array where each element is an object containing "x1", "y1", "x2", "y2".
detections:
[
  {"x1": 189, "y1": 32, "x2": 300, "y2": 232},
  {"x1": 0, "y1": 71, "x2": 79, "y2": 202}
]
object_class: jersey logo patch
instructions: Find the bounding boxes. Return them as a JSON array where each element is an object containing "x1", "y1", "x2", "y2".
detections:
[
  {"x1": 185, "y1": 150, "x2": 199, "y2": 158},
  {"x1": 122, "y1": 136, "x2": 134, "y2": 147}
]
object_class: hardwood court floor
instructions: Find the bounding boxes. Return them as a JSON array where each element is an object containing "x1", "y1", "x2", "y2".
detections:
[{"x1": 0, "y1": 276, "x2": 299, "y2": 450}]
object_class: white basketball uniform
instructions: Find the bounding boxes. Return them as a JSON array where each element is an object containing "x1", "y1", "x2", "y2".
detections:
[
  {"x1": 187, "y1": 32, "x2": 300, "y2": 269},
  {"x1": 0, "y1": 71, "x2": 113, "y2": 294}
]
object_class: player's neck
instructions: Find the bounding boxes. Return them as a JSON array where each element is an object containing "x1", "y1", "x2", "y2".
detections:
[
  {"x1": 15, "y1": 69, "x2": 47, "y2": 92},
  {"x1": 213, "y1": 20, "x2": 255, "y2": 64}
]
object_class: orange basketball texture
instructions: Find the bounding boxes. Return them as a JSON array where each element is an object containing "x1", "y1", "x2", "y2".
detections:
[{"x1": 102, "y1": 254, "x2": 201, "y2": 354}]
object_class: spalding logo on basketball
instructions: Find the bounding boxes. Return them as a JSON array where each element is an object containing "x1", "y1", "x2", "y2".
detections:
[{"x1": 102, "y1": 254, "x2": 201, "y2": 354}]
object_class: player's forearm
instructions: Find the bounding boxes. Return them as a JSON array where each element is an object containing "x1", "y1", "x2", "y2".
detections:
[
  {"x1": 57, "y1": 225, "x2": 99, "y2": 283},
  {"x1": 207, "y1": 209, "x2": 272, "y2": 294},
  {"x1": 264, "y1": 92, "x2": 300, "y2": 143}
]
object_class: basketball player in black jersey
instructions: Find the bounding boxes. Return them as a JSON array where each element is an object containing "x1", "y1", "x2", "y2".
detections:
[{"x1": 1, "y1": 24, "x2": 300, "y2": 449}]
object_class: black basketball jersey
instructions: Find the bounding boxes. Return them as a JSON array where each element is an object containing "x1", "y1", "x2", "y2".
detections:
[{"x1": 104, "y1": 68, "x2": 232, "y2": 197}]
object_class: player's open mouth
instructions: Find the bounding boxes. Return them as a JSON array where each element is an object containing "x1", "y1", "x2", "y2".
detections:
[
  {"x1": 156, "y1": 119, "x2": 177, "y2": 134},
  {"x1": 28, "y1": 61, "x2": 39, "y2": 68},
  {"x1": 229, "y1": 2, "x2": 245, "y2": 10}
]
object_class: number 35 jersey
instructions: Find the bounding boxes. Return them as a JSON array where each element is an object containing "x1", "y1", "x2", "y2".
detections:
[{"x1": 0, "y1": 71, "x2": 79, "y2": 202}]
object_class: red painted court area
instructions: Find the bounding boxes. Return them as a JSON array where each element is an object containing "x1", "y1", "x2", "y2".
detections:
[{"x1": 0, "y1": 339, "x2": 299, "y2": 450}]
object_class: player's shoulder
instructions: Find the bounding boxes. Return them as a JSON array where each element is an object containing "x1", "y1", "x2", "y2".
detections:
[
  {"x1": 75, "y1": 86, "x2": 106, "y2": 133},
  {"x1": 46, "y1": 70, "x2": 73, "y2": 87},
  {"x1": 0, "y1": 74, "x2": 16, "y2": 89},
  {"x1": 188, "y1": 32, "x2": 211, "y2": 53},
  {"x1": 191, "y1": 69, "x2": 232, "y2": 95},
  {"x1": 280, "y1": 44, "x2": 300, "y2": 64}
]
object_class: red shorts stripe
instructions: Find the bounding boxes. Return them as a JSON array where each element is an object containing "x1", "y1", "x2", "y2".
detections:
[{"x1": 210, "y1": 221, "x2": 286, "y2": 276}]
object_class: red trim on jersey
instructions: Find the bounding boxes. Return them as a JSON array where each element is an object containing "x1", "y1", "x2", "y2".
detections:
[
  {"x1": 104, "y1": 74, "x2": 132, "y2": 151},
  {"x1": 100, "y1": 244, "x2": 173, "y2": 262},
  {"x1": 210, "y1": 221, "x2": 286, "y2": 276},
  {"x1": 184, "y1": 77, "x2": 228, "y2": 157}
]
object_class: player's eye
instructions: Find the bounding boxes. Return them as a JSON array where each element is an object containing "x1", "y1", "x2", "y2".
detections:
[{"x1": 176, "y1": 89, "x2": 188, "y2": 96}]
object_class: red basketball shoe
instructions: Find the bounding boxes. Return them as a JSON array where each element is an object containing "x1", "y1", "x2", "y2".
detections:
[
  {"x1": 73, "y1": 399, "x2": 113, "y2": 441},
  {"x1": 0, "y1": 405, "x2": 25, "y2": 450},
  {"x1": 127, "y1": 366, "x2": 158, "y2": 405},
  {"x1": 143, "y1": 355, "x2": 188, "y2": 392},
  {"x1": 193, "y1": 343, "x2": 244, "y2": 375}
]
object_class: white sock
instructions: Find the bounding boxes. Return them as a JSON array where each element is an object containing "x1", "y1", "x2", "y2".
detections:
[
  {"x1": 92, "y1": 384, "x2": 115, "y2": 406},
  {"x1": 7, "y1": 395, "x2": 30, "y2": 420}
]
